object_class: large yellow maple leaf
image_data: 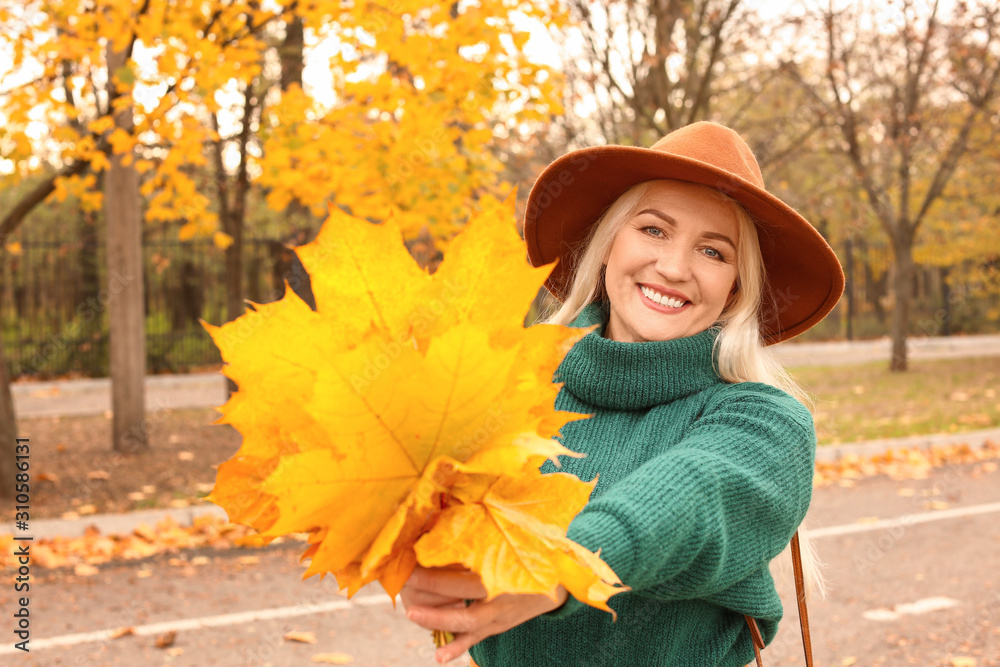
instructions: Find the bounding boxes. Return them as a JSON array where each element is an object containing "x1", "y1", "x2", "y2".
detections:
[{"x1": 204, "y1": 193, "x2": 627, "y2": 613}]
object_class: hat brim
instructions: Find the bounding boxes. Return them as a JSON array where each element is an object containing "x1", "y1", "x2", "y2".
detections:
[{"x1": 523, "y1": 145, "x2": 845, "y2": 345}]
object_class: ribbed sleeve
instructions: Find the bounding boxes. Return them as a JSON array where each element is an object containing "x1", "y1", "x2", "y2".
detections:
[{"x1": 567, "y1": 383, "x2": 814, "y2": 604}]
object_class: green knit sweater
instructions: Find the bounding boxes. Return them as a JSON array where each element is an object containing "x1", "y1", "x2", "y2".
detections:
[{"x1": 468, "y1": 302, "x2": 816, "y2": 667}]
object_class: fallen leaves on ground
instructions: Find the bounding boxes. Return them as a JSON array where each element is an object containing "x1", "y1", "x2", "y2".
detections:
[
  {"x1": 0, "y1": 514, "x2": 304, "y2": 571},
  {"x1": 284, "y1": 631, "x2": 318, "y2": 644},
  {"x1": 1, "y1": 445, "x2": 996, "y2": 573},
  {"x1": 203, "y1": 194, "x2": 626, "y2": 613},
  {"x1": 311, "y1": 653, "x2": 354, "y2": 664},
  {"x1": 814, "y1": 441, "x2": 1000, "y2": 486},
  {"x1": 949, "y1": 658, "x2": 977, "y2": 667}
]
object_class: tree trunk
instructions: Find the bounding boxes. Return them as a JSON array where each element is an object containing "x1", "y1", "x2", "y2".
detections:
[
  {"x1": 105, "y1": 44, "x2": 147, "y2": 452},
  {"x1": 280, "y1": 16, "x2": 304, "y2": 91},
  {"x1": 215, "y1": 75, "x2": 260, "y2": 396},
  {"x1": 890, "y1": 237, "x2": 915, "y2": 372},
  {"x1": 940, "y1": 267, "x2": 951, "y2": 336},
  {"x1": 844, "y1": 238, "x2": 854, "y2": 341},
  {"x1": 280, "y1": 16, "x2": 311, "y2": 230},
  {"x1": 77, "y1": 193, "x2": 102, "y2": 373},
  {"x1": 0, "y1": 274, "x2": 17, "y2": 499},
  {"x1": 224, "y1": 217, "x2": 243, "y2": 324},
  {"x1": 224, "y1": 83, "x2": 253, "y2": 325}
]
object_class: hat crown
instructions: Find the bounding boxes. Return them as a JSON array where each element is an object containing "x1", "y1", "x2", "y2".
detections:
[{"x1": 650, "y1": 122, "x2": 765, "y2": 189}]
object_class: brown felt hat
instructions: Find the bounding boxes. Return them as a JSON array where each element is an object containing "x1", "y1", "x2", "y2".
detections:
[{"x1": 523, "y1": 121, "x2": 845, "y2": 344}]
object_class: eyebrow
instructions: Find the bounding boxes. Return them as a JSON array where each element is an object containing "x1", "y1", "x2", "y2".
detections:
[{"x1": 637, "y1": 208, "x2": 737, "y2": 249}]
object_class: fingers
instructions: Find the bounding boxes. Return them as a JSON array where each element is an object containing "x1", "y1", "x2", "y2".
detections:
[
  {"x1": 435, "y1": 631, "x2": 480, "y2": 664},
  {"x1": 415, "y1": 591, "x2": 569, "y2": 662},
  {"x1": 407, "y1": 605, "x2": 489, "y2": 664},
  {"x1": 400, "y1": 587, "x2": 467, "y2": 610},
  {"x1": 405, "y1": 603, "x2": 482, "y2": 635},
  {"x1": 408, "y1": 565, "x2": 488, "y2": 601},
  {"x1": 401, "y1": 567, "x2": 498, "y2": 664}
]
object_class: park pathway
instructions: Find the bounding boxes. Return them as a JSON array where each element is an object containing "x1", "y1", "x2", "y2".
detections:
[{"x1": 11, "y1": 332, "x2": 1000, "y2": 419}]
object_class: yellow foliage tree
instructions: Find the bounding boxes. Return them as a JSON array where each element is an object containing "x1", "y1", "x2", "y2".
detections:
[
  {"x1": 262, "y1": 1, "x2": 566, "y2": 240},
  {"x1": 0, "y1": 0, "x2": 567, "y2": 455},
  {"x1": 1, "y1": 0, "x2": 564, "y2": 240}
]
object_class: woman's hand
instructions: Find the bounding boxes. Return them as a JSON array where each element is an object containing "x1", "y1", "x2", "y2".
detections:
[{"x1": 401, "y1": 565, "x2": 569, "y2": 664}]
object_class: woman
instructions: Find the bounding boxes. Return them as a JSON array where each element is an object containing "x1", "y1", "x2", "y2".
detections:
[{"x1": 401, "y1": 122, "x2": 844, "y2": 666}]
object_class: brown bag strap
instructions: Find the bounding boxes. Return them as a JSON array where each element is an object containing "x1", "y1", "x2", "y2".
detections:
[
  {"x1": 743, "y1": 531, "x2": 814, "y2": 667},
  {"x1": 743, "y1": 614, "x2": 765, "y2": 667},
  {"x1": 790, "y1": 532, "x2": 814, "y2": 666}
]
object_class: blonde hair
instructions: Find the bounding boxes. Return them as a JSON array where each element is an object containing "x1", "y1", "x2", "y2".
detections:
[{"x1": 539, "y1": 179, "x2": 825, "y2": 598}]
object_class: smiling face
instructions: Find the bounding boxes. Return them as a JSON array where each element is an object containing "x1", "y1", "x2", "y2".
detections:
[{"x1": 603, "y1": 180, "x2": 741, "y2": 343}]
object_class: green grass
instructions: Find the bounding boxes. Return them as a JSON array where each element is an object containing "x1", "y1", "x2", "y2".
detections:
[
  {"x1": 789, "y1": 356, "x2": 1000, "y2": 445},
  {"x1": 133, "y1": 497, "x2": 160, "y2": 510}
]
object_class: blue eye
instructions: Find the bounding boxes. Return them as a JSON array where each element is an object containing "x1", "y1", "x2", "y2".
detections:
[
  {"x1": 703, "y1": 247, "x2": 726, "y2": 261},
  {"x1": 642, "y1": 226, "x2": 665, "y2": 237}
]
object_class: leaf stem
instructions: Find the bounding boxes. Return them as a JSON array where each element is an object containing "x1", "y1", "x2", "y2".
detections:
[{"x1": 432, "y1": 628, "x2": 454, "y2": 648}]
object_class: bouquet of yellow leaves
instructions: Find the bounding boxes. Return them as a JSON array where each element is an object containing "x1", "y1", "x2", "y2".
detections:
[{"x1": 204, "y1": 194, "x2": 627, "y2": 632}]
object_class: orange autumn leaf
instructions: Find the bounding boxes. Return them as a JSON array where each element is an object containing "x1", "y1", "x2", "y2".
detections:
[
  {"x1": 204, "y1": 192, "x2": 627, "y2": 612},
  {"x1": 311, "y1": 653, "x2": 354, "y2": 664},
  {"x1": 0, "y1": 515, "x2": 280, "y2": 571},
  {"x1": 413, "y1": 463, "x2": 624, "y2": 617}
]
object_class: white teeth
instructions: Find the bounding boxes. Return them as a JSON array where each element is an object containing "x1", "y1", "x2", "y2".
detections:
[{"x1": 640, "y1": 286, "x2": 685, "y2": 308}]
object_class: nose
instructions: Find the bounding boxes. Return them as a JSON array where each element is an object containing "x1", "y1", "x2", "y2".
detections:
[{"x1": 654, "y1": 244, "x2": 693, "y2": 283}]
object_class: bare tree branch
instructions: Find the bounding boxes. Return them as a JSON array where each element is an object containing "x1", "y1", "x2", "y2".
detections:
[
  {"x1": 0, "y1": 136, "x2": 110, "y2": 244},
  {"x1": 913, "y1": 61, "x2": 1000, "y2": 229},
  {"x1": 896, "y1": 0, "x2": 940, "y2": 234}
]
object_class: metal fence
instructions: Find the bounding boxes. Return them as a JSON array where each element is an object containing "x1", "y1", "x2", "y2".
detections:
[{"x1": 1, "y1": 227, "x2": 314, "y2": 380}]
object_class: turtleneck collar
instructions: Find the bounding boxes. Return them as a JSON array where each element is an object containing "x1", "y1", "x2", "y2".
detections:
[{"x1": 554, "y1": 301, "x2": 723, "y2": 411}]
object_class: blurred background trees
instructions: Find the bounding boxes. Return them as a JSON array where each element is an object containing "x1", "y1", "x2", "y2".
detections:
[
  {"x1": 781, "y1": 0, "x2": 1000, "y2": 370},
  {"x1": 0, "y1": 0, "x2": 567, "y2": 455}
]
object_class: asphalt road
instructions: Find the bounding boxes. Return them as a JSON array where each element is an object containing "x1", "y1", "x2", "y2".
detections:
[{"x1": 3, "y1": 461, "x2": 998, "y2": 666}]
